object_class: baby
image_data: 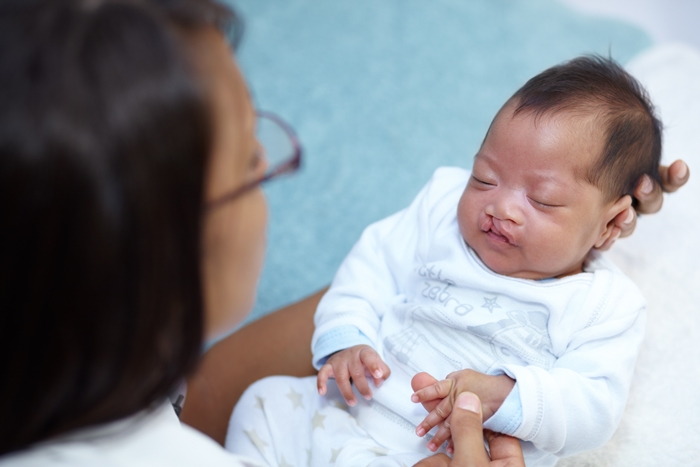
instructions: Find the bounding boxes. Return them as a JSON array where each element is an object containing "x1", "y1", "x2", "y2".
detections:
[{"x1": 227, "y1": 56, "x2": 660, "y2": 467}]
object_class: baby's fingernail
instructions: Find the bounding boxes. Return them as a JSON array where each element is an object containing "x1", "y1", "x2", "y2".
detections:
[
  {"x1": 624, "y1": 208, "x2": 634, "y2": 225},
  {"x1": 373, "y1": 370, "x2": 382, "y2": 378},
  {"x1": 447, "y1": 446, "x2": 454, "y2": 454},
  {"x1": 411, "y1": 394, "x2": 419, "y2": 403},
  {"x1": 455, "y1": 392, "x2": 480, "y2": 414},
  {"x1": 677, "y1": 163, "x2": 688, "y2": 180},
  {"x1": 347, "y1": 399, "x2": 356, "y2": 407},
  {"x1": 640, "y1": 176, "x2": 654, "y2": 195},
  {"x1": 363, "y1": 393, "x2": 372, "y2": 400},
  {"x1": 416, "y1": 427, "x2": 425, "y2": 437}
]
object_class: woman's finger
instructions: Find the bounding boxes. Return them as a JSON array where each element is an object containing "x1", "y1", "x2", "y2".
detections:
[
  {"x1": 412, "y1": 453, "x2": 451, "y2": 467},
  {"x1": 634, "y1": 174, "x2": 664, "y2": 214},
  {"x1": 446, "y1": 392, "x2": 492, "y2": 466},
  {"x1": 484, "y1": 430, "x2": 526, "y2": 465},
  {"x1": 615, "y1": 207, "x2": 635, "y2": 240},
  {"x1": 660, "y1": 159, "x2": 689, "y2": 193}
]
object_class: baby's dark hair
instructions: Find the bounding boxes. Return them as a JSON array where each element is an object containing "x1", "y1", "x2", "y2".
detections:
[{"x1": 511, "y1": 55, "x2": 663, "y2": 205}]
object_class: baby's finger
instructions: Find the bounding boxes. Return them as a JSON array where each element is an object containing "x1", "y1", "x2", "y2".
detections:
[
  {"x1": 317, "y1": 364, "x2": 334, "y2": 396},
  {"x1": 359, "y1": 348, "x2": 386, "y2": 380},
  {"x1": 416, "y1": 410, "x2": 444, "y2": 437},
  {"x1": 416, "y1": 397, "x2": 453, "y2": 437},
  {"x1": 378, "y1": 359, "x2": 392, "y2": 380},
  {"x1": 349, "y1": 361, "x2": 372, "y2": 400},
  {"x1": 446, "y1": 439, "x2": 454, "y2": 455},
  {"x1": 333, "y1": 364, "x2": 356, "y2": 406},
  {"x1": 427, "y1": 422, "x2": 452, "y2": 452},
  {"x1": 411, "y1": 378, "x2": 452, "y2": 403}
]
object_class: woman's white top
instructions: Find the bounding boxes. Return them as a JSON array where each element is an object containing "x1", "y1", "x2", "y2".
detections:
[{"x1": 0, "y1": 402, "x2": 264, "y2": 467}]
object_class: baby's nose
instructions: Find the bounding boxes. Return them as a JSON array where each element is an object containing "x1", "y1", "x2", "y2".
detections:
[{"x1": 488, "y1": 192, "x2": 524, "y2": 225}]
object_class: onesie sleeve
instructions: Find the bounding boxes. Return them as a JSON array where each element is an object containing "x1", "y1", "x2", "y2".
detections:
[
  {"x1": 494, "y1": 269, "x2": 647, "y2": 457},
  {"x1": 311, "y1": 167, "x2": 469, "y2": 369}
]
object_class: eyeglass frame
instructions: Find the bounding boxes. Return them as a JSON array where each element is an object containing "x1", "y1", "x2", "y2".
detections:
[{"x1": 205, "y1": 110, "x2": 302, "y2": 211}]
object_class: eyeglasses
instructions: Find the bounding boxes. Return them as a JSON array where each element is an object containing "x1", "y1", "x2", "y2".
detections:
[{"x1": 206, "y1": 111, "x2": 302, "y2": 210}]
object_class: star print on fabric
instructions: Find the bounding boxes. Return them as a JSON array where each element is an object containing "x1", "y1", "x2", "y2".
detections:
[
  {"x1": 278, "y1": 455, "x2": 294, "y2": 467},
  {"x1": 243, "y1": 429, "x2": 268, "y2": 454},
  {"x1": 330, "y1": 447, "x2": 342, "y2": 463},
  {"x1": 253, "y1": 396, "x2": 265, "y2": 410},
  {"x1": 312, "y1": 410, "x2": 327, "y2": 430},
  {"x1": 286, "y1": 386, "x2": 304, "y2": 409},
  {"x1": 482, "y1": 296, "x2": 501, "y2": 313},
  {"x1": 367, "y1": 446, "x2": 389, "y2": 456}
]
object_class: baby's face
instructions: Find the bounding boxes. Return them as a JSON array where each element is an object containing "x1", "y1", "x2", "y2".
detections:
[{"x1": 458, "y1": 104, "x2": 625, "y2": 279}]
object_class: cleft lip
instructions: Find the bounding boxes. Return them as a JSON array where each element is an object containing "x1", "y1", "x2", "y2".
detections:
[{"x1": 488, "y1": 218, "x2": 516, "y2": 245}]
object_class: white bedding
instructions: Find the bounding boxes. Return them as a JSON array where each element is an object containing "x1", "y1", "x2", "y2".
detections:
[{"x1": 560, "y1": 43, "x2": 700, "y2": 466}]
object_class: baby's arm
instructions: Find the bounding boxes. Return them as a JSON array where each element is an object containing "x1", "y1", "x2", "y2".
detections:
[
  {"x1": 412, "y1": 272, "x2": 646, "y2": 457},
  {"x1": 411, "y1": 370, "x2": 515, "y2": 452},
  {"x1": 312, "y1": 171, "x2": 461, "y2": 402},
  {"x1": 317, "y1": 344, "x2": 391, "y2": 405}
]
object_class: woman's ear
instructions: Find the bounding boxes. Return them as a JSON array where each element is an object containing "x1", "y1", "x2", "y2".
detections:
[{"x1": 594, "y1": 195, "x2": 633, "y2": 249}]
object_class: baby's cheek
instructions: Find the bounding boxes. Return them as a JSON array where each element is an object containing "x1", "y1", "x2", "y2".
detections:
[{"x1": 456, "y1": 191, "x2": 477, "y2": 241}]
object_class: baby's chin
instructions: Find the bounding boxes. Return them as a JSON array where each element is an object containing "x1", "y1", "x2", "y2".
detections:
[{"x1": 471, "y1": 245, "x2": 574, "y2": 280}]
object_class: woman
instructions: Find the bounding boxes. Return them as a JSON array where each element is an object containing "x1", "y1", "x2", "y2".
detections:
[{"x1": 0, "y1": 0, "x2": 688, "y2": 465}]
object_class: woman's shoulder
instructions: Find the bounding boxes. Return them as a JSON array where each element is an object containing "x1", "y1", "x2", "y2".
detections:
[{"x1": 0, "y1": 402, "x2": 264, "y2": 467}]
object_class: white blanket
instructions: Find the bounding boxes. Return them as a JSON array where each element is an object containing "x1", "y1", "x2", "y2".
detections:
[{"x1": 560, "y1": 43, "x2": 700, "y2": 466}]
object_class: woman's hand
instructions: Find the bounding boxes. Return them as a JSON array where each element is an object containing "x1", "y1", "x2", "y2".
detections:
[
  {"x1": 317, "y1": 344, "x2": 391, "y2": 406},
  {"x1": 597, "y1": 160, "x2": 690, "y2": 251},
  {"x1": 413, "y1": 392, "x2": 525, "y2": 467}
]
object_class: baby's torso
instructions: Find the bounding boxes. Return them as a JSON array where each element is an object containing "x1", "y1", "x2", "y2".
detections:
[{"x1": 360, "y1": 190, "x2": 614, "y2": 436}]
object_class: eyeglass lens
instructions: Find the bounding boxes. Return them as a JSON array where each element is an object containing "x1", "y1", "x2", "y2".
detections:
[{"x1": 257, "y1": 113, "x2": 296, "y2": 175}]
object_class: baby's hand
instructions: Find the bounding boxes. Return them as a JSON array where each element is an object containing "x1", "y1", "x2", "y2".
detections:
[
  {"x1": 410, "y1": 370, "x2": 515, "y2": 452},
  {"x1": 317, "y1": 345, "x2": 391, "y2": 406}
]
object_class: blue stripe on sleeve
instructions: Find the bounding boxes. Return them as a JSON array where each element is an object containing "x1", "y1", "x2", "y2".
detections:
[
  {"x1": 313, "y1": 325, "x2": 375, "y2": 369},
  {"x1": 483, "y1": 382, "x2": 523, "y2": 435}
]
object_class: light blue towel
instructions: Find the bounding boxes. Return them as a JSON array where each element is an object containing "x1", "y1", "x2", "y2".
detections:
[{"x1": 224, "y1": 0, "x2": 651, "y2": 324}]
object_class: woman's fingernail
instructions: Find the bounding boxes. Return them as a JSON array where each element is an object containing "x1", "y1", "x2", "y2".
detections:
[
  {"x1": 640, "y1": 176, "x2": 654, "y2": 195},
  {"x1": 455, "y1": 392, "x2": 481, "y2": 413},
  {"x1": 411, "y1": 394, "x2": 419, "y2": 403},
  {"x1": 373, "y1": 370, "x2": 383, "y2": 378},
  {"x1": 428, "y1": 442, "x2": 436, "y2": 452},
  {"x1": 416, "y1": 427, "x2": 425, "y2": 437},
  {"x1": 624, "y1": 208, "x2": 635, "y2": 225},
  {"x1": 347, "y1": 399, "x2": 356, "y2": 407},
  {"x1": 677, "y1": 163, "x2": 688, "y2": 180}
]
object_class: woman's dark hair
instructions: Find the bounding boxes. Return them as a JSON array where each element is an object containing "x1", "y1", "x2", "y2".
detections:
[
  {"x1": 0, "y1": 0, "x2": 239, "y2": 455},
  {"x1": 510, "y1": 55, "x2": 663, "y2": 206}
]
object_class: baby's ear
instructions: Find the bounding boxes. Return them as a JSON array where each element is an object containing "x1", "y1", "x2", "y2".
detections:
[{"x1": 594, "y1": 195, "x2": 633, "y2": 249}]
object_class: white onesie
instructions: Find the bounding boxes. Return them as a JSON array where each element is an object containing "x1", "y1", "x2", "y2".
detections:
[{"x1": 227, "y1": 167, "x2": 646, "y2": 467}]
